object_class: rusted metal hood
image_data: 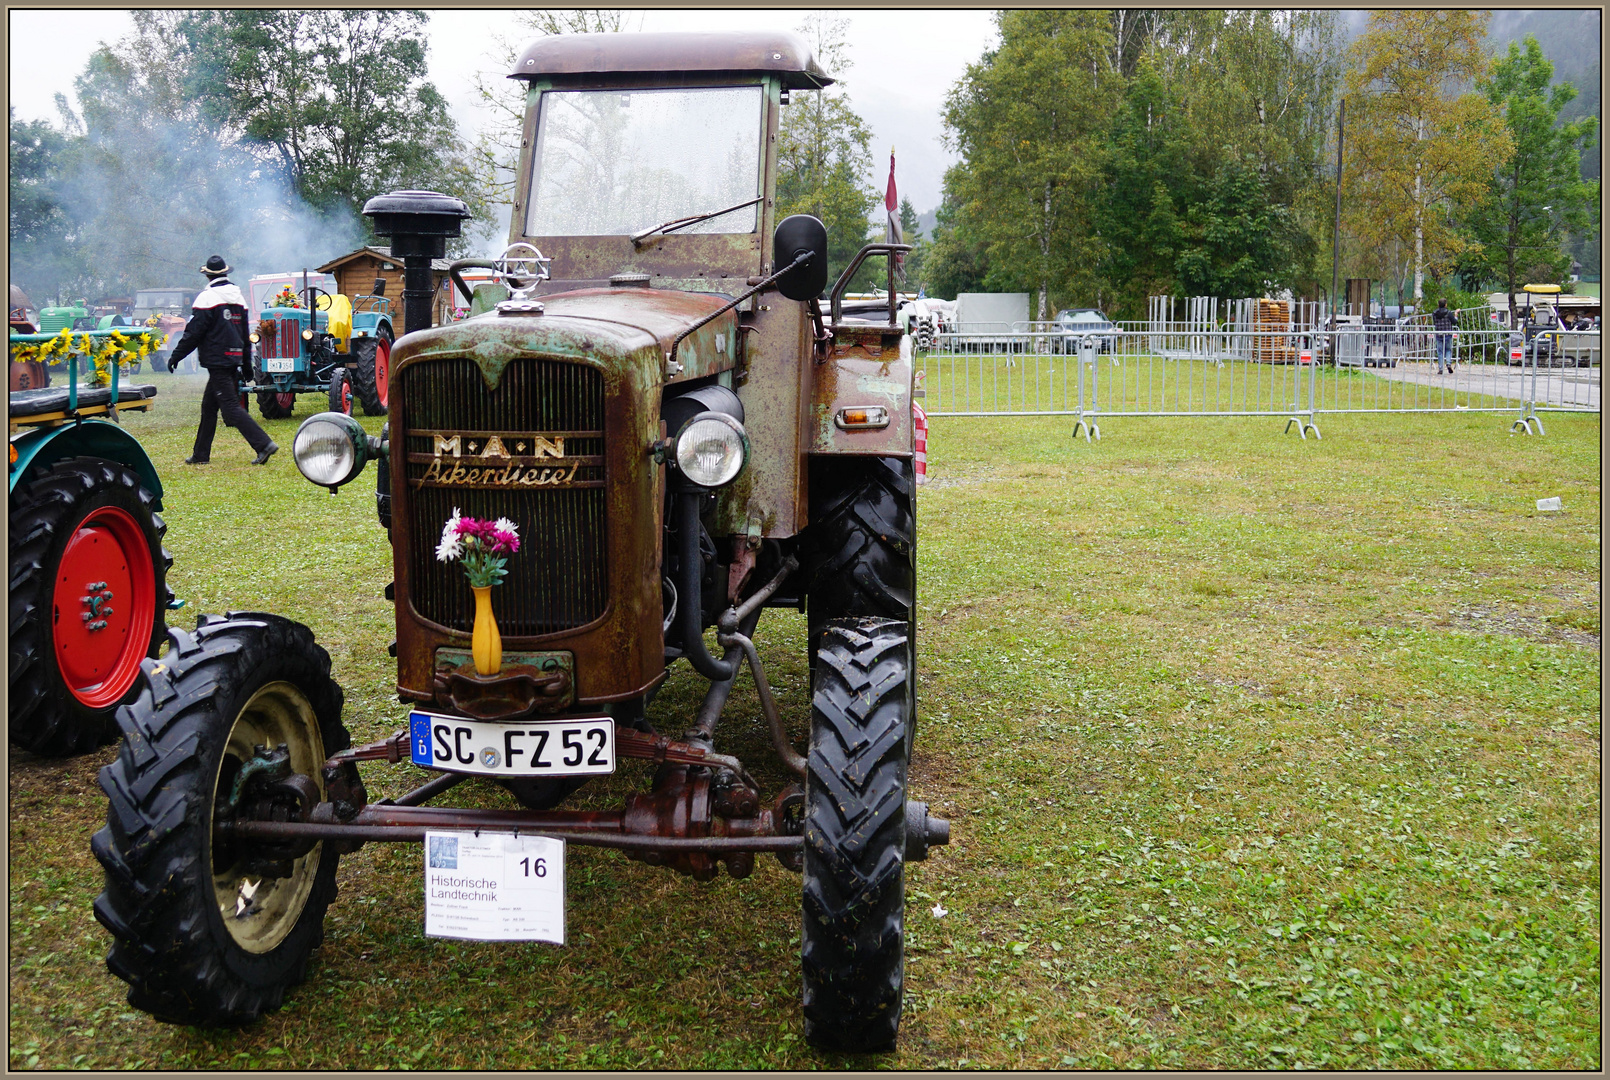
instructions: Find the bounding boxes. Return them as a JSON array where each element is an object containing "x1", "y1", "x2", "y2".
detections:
[
  {"x1": 509, "y1": 30, "x2": 832, "y2": 89},
  {"x1": 391, "y1": 287, "x2": 738, "y2": 389}
]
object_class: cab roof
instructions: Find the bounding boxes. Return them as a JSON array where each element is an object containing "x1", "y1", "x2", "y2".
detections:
[{"x1": 509, "y1": 30, "x2": 833, "y2": 89}]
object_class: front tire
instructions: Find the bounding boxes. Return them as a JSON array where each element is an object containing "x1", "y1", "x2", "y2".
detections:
[
  {"x1": 351, "y1": 335, "x2": 390, "y2": 416},
  {"x1": 92, "y1": 612, "x2": 349, "y2": 1026},
  {"x1": 805, "y1": 456, "x2": 916, "y2": 661},
  {"x1": 9, "y1": 457, "x2": 170, "y2": 757},
  {"x1": 255, "y1": 387, "x2": 296, "y2": 420},
  {"x1": 802, "y1": 619, "x2": 910, "y2": 1053},
  {"x1": 327, "y1": 368, "x2": 353, "y2": 416}
]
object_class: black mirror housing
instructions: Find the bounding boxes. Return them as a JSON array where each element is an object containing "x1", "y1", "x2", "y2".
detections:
[{"x1": 773, "y1": 215, "x2": 829, "y2": 302}]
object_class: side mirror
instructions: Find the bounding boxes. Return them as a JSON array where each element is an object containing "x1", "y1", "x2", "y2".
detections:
[
  {"x1": 372, "y1": 277, "x2": 386, "y2": 296},
  {"x1": 773, "y1": 215, "x2": 829, "y2": 302}
]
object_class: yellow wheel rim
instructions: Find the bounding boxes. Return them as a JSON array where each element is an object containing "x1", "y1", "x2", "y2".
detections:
[{"x1": 210, "y1": 680, "x2": 326, "y2": 955}]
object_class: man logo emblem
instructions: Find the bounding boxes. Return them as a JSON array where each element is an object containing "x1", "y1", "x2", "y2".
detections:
[{"x1": 480, "y1": 747, "x2": 500, "y2": 768}]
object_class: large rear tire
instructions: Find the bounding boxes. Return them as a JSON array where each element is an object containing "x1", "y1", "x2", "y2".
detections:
[
  {"x1": 92, "y1": 612, "x2": 349, "y2": 1026},
  {"x1": 9, "y1": 457, "x2": 170, "y2": 757},
  {"x1": 802, "y1": 618, "x2": 910, "y2": 1053},
  {"x1": 351, "y1": 334, "x2": 390, "y2": 416}
]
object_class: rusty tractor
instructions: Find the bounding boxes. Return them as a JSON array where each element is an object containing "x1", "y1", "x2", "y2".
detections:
[{"x1": 92, "y1": 31, "x2": 947, "y2": 1054}]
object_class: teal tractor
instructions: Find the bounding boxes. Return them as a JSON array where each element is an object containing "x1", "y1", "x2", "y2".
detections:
[
  {"x1": 8, "y1": 348, "x2": 179, "y2": 757},
  {"x1": 247, "y1": 282, "x2": 394, "y2": 418}
]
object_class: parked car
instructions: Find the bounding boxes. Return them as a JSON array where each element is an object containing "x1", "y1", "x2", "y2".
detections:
[{"x1": 1054, "y1": 308, "x2": 1120, "y2": 354}]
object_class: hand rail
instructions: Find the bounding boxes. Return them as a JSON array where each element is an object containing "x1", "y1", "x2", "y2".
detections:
[{"x1": 828, "y1": 243, "x2": 912, "y2": 327}]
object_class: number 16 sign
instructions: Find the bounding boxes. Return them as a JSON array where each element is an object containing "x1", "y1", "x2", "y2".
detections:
[{"x1": 423, "y1": 830, "x2": 566, "y2": 944}]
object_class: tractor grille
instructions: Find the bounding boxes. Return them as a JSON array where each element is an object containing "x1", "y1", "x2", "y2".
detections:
[
  {"x1": 401, "y1": 357, "x2": 608, "y2": 636},
  {"x1": 257, "y1": 314, "x2": 303, "y2": 360}
]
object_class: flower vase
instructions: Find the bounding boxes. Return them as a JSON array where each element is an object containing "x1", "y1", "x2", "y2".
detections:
[{"x1": 471, "y1": 585, "x2": 502, "y2": 676}]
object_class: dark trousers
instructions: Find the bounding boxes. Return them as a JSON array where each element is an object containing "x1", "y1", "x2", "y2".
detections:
[{"x1": 193, "y1": 365, "x2": 271, "y2": 459}]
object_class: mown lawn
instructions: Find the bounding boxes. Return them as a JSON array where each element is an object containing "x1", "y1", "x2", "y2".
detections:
[{"x1": 9, "y1": 372, "x2": 1600, "y2": 1069}]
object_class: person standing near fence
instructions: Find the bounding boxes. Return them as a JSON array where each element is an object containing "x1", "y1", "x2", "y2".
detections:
[{"x1": 1432, "y1": 299, "x2": 1458, "y2": 374}]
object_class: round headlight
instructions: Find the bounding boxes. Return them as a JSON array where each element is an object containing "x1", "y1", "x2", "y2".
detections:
[
  {"x1": 248, "y1": 331, "x2": 260, "y2": 344},
  {"x1": 293, "y1": 415, "x2": 361, "y2": 488},
  {"x1": 302, "y1": 328, "x2": 314, "y2": 341},
  {"x1": 674, "y1": 412, "x2": 747, "y2": 488}
]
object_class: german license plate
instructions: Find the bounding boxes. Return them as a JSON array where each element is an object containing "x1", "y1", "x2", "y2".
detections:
[
  {"x1": 408, "y1": 711, "x2": 615, "y2": 777},
  {"x1": 263, "y1": 358, "x2": 295, "y2": 373}
]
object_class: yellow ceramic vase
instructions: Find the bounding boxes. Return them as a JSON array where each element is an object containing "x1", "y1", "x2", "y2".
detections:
[{"x1": 471, "y1": 585, "x2": 502, "y2": 676}]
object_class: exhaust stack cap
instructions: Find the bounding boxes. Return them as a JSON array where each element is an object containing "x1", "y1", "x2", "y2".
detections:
[{"x1": 362, "y1": 190, "x2": 470, "y2": 258}]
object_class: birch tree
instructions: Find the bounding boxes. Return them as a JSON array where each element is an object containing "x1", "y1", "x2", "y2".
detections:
[{"x1": 1343, "y1": 11, "x2": 1512, "y2": 304}]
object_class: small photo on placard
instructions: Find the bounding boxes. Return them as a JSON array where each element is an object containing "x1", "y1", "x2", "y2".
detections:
[{"x1": 423, "y1": 831, "x2": 565, "y2": 945}]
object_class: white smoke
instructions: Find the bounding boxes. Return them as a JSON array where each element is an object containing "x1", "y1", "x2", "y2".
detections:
[{"x1": 46, "y1": 114, "x2": 368, "y2": 297}]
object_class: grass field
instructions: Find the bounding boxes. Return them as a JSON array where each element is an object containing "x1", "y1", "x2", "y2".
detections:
[{"x1": 9, "y1": 372, "x2": 1600, "y2": 1069}]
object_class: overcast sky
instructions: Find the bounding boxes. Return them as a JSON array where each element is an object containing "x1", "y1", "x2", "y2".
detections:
[{"x1": 7, "y1": 8, "x2": 999, "y2": 217}]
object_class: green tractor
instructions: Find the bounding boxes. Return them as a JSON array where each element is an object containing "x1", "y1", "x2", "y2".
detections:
[
  {"x1": 8, "y1": 348, "x2": 178, "y2": 757},
  {"x1": 92, "y1": 32, "x2": 946, "y2": 1053}
]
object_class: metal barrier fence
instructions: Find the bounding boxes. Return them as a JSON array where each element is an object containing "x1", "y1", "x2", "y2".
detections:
[{"x1": 921, "y1": 321, "x2": 1599, "y2": 438}]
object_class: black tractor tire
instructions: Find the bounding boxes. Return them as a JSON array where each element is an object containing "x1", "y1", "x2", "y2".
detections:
[
  {"x1": 255, "y1": 387, "x2": 296, "y2": 420},
  {"x1": 92, "y1": 612, "x2": 349, "y2": 1026},
  {"x1": 805, "y1": 455, "x2": 917, "y2": 747},
  {"x1": 327, "y1": 368, "x2": 353, "y2": 416},
  {"x1": 9, "y1": 457, "x2": 171, "y2": 757},
  {"x1": 351, "y1": 334, "x2": 390, "y2": 417},
  {"x1": 805, "y1": 456, "x2": 916, "y2": 657},
  {"x1": 802, "y1": 618, "x2": 910, "y2": 1054}
]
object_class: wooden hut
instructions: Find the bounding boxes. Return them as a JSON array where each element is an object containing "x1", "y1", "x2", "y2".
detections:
[{"x1": 316, "y1": 246, "x2": 457, "y2": 326}]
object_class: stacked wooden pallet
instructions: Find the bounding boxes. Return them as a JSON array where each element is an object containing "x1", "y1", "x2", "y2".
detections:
[{"x1": 1253, "y1": 299, "x2": 1297, "y2": 363}]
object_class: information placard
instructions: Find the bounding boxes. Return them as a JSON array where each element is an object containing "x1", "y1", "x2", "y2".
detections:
[{"x1": 422, "y1": 831, "x2": 566, "y2": 944}]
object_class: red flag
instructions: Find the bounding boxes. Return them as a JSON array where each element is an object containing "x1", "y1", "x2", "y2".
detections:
[{"x1": 885, "y1": 150, "x2": 906, "y2": 283}]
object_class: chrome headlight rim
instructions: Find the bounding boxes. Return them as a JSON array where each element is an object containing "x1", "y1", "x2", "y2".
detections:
[
  {"x1": 292, "y1": 411, "x2": 370, "y2": 491},
  {"x1": 673, "y1": 411, "x2": 748, "y2": 488}
]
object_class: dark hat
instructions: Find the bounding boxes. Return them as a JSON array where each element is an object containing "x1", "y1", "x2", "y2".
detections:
[{"x1": 200, "y1": 255, "x2": 231, "y2": 277}]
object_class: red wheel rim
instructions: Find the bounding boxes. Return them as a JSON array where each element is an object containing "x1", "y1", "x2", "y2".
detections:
[
  {"x1": 339, "y1": 377, "x2": 352, "y2": 414},
  {"x1": 51, "y1": 505, "x2": 156, "y2": 708},
  {"x1": 375, "y1": 340, "x2": 390, "y2": 407},
  {"x1": 277, "y1": 392, "x2": 296, "y2": 411}
]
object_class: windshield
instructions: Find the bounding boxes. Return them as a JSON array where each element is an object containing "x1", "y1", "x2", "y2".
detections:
[{"x1": 525, "y1": 86, "x2": 764, "y2": 238}]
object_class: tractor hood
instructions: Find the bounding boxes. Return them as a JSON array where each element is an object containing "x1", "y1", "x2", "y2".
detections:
[{"x1": 389, "y1": 287, "x2": 739, "y2": 390}]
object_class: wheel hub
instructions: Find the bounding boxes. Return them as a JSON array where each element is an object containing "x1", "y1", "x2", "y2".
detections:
[
  {"x1": 210, "y1": 681, "x2": 326, "y2": 955},
  {"x1": 51, "y1": 506, "x2": 155, "y2": 707}
]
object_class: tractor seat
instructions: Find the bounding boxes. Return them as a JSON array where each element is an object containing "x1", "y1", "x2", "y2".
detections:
[{"x1": 9, "y1": 383, "x2": 158, "y2": 417}]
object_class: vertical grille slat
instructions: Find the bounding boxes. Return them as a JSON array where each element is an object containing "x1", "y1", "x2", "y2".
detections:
[{"x1": 401, "y1": 358, "x2": 607, "y2": 635}]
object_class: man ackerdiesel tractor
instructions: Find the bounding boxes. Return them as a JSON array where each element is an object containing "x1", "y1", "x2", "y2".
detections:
[{"x1": 92, "y1": 32, "x2": 947, "y2": 1054}]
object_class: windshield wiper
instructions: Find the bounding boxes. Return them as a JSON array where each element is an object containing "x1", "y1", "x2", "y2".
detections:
[{"x1": 630, "y1": 196, "x2": 765, "y2": 247}]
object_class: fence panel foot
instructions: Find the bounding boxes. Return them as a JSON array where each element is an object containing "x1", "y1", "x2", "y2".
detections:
[
  {"x1": 1283, "y1": 416, "x2": 1319, "y2": 439},
  {"x1": 1072, "y1": 419, "x2": 1101, "y2": 442}
]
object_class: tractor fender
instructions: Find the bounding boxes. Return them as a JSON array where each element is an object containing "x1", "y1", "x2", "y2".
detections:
[
  {"x1": 349, "y1": 311, "x2": 394, "y2": 340},
  {"x1": 9, "y1": 420, "x2": 164, "y2": 509},
  {"x1": 805, "y1": 324, "x2": 913, "y2": 457}
]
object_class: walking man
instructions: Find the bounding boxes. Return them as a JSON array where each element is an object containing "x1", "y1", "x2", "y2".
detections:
[
  {"x1": 1432, "y1": 298, "x2": 1458, "y2": 374},
  {"x1": 168, "y1": 256, "x2": 278, "y2": 465}
]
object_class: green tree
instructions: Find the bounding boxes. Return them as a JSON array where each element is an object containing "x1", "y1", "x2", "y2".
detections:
[
  {"x1": 943, "y1": 10, "x2": 1117, "y2": 319},
  {"x1": 179, "y1": 9, "x2": 492, "y2": 241},
  {"x1": 8, "y1": 108, "x2": 84, "y2": 302},
  {"x1": 1094, "y1": 12, "x2": 1339, "y2": 316},
  {"x1": 1343, "y1": 11, "x2": 1513, "y2": 304},
  {"x1": 920, "y1": 179, "x2": 989, "y2": 299},
  {"x1": 1471, "y1": 35, "x2": 1599, "y2": 323},
  {"x1": 775, "y1": 14, "x2": 877, "y2": 291}
]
